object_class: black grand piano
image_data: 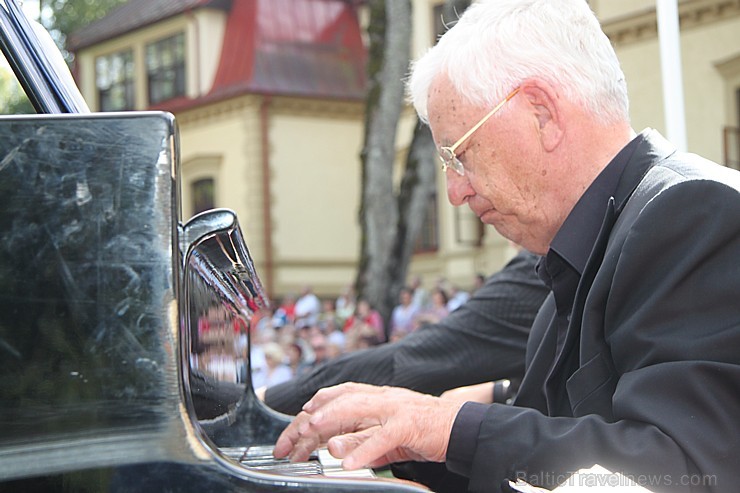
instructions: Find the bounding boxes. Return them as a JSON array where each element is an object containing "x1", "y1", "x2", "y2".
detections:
[{"x1": 0, "y1": 1, "x2": 426, "y2": 491}]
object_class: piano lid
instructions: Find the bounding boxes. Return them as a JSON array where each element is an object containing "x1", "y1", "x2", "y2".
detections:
[{"x1": 0, "y1": 112, "x2": 427, "y2": 491}]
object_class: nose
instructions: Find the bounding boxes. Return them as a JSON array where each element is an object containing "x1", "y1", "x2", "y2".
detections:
[{"x1": 445, "y1": 170, "x2": 474, "y2": 206}]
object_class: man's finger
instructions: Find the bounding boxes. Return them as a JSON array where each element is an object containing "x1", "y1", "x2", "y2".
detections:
[
  {"x1": 339, "y1": 426, "x2": 399, "y2": 470},
  {"x1": 273, "y1": 411, "x2": 312, "y2": 458},
  {"x1": 302, "y1": 382, "x2": 382, "y2": 413},
  {"x1": 326, "y1": 427, "x2": 377, "y2": 462}
]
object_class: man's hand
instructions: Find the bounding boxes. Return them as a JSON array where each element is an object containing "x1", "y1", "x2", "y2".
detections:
[{"x1": 273, "y1": 382, "x2": 464, "y2": 470}]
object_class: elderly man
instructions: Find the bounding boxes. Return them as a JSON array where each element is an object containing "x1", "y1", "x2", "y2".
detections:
[{"x1": 273, "y1": 0, "x2": 740, "y2": 491}]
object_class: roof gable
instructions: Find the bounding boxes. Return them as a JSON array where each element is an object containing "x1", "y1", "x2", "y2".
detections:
[{"x1": 208, "y1": 0, "x2": 367, "y2": 101}]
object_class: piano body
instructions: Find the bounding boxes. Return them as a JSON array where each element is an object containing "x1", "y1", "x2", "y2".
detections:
[{"x1": 0, "y1": 111, "x2": 427, "y2": 492}]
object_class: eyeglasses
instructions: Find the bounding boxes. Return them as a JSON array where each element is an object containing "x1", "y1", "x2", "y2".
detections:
[{"x1": 438, "y1": 87, "x2": 521, "y2": 176}]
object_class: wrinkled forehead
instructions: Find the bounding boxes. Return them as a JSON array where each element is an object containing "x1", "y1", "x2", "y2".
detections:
[
  {"x1": 426, "y1": 76, "x2": 476, "y2": 137},
  {"x1": 426, "y1": 76, "x2": 458, "y2": 119}
]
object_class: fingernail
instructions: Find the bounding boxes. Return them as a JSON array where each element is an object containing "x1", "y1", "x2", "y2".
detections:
[
  {"x1": 273, "y1": 441, "x2": 286, "y2": 458},
  {"x1": 342, "y1": 455, "x2": 356, "y2": 470}
]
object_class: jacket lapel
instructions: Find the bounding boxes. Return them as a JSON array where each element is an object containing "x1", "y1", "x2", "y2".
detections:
[
  {"x1": 543, "y1": 129, "x2": 677, "y2": 414},
  {"x1": 544, "y1": 198, "x2": 617, "y2": 412}
]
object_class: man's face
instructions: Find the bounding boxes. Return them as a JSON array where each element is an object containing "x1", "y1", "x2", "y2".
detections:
[{"x1": 426, "y1": 77, "x2": 556, "y2": 254}]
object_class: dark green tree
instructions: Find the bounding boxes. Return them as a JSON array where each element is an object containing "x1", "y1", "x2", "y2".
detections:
[
  {"x1": 39, "y1": 0, "x2": 126, "y2": 54},
  {"x1": 0, "y1": 69, "x2": 35, "y2": 114}
]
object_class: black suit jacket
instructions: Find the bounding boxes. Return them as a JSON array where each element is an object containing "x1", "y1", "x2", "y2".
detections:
[
  {"x1": 464, "y1": 130, "x2": 740, "y2": 492},
  {"x1": 264, "y1": 251, "x2": 549, "y2": 416}
]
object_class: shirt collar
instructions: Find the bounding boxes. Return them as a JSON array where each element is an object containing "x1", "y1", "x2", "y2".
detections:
[{"x1": 548, "y1": 133, "x2": 644, "y2": 275}]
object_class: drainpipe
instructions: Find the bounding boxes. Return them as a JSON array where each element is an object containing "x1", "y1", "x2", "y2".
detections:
[
  {"x1": 656, "y1": 0, "x2": 687, "y2": 151},
  {"x1": 260, "y1": 95, "x2": 275, "y2": 298},
  {"x1": 185, "y1": 8, "x2": 202, "y2": 96}
]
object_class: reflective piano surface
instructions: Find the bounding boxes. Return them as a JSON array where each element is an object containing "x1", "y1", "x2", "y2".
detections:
[{"x1": 0, "y1": 112, "x2": 427, "y2": 492}]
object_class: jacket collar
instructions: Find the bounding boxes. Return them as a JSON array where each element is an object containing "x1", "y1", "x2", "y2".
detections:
[{"x1": 613, "y1": 128, "x2": 677, "y2": 213}]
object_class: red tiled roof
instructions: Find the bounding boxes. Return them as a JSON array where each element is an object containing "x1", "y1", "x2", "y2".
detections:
[
  {"x1": 206, "y1": 0, "x2": 367, "y2": 102},
  {"x1": 73, "y1": 0, "x2": 367, "y2": 109}
]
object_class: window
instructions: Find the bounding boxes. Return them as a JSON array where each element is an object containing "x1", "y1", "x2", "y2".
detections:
[
  {"x1": 433, "y1": 3, "x2": 445, "y2": 41},
  {"x1": 455, "y1": 206, "x2": 485, "y2": 247},
  {"x1": 724, "y1": 87, "x2": 740, "y2": 170},
  {"x1": 96, "y1": 50, "x2": 135, "y2": 111},
  {"x1": 433, "y1": 1, "x2": 471, "y2": 42},
  {"x1": 146, "y1": 33, "x2": 186, "y2": 105},
  {"x1": 192, "y1": 178, "x2": 215, "y2": 215},
  {"x1": 725, "y1": 127, "x2": 739, "y2": 170},
  {"x1": 716, "y1": 56, "x2": 740, "y2": 170},
  {"x1": 414, "y1": 192, "x2": 439, "y2": 253}
]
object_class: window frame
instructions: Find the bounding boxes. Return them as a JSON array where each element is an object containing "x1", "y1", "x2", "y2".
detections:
[
  {"x1": 145, "y1": 32, "x2": 186, "y2": 106},
  {"x1": 95, "y1": 48, "x2": 135, "y2": 112},
  {"x1": 191, "y1": 177, "x2": 216, "y2": 216}
]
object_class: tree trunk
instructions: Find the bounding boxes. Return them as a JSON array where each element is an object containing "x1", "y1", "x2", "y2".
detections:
[
  {"x1": 356, "y1": 0, "x2": 471, "y2": 334},
  {"x1": 386, "y1": 124, "x2": 437, "y2": 320},
  {"x1": 356, "y1": 0, "x2": 412, "y2": 335}
]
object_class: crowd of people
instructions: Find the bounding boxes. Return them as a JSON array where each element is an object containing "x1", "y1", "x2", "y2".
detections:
[
  {"x1": 193, "y1": 276, "x2": 482, "y2": 390},
  {"x1": 246, "y1": 277, "x2": 479, "y2": 389}
]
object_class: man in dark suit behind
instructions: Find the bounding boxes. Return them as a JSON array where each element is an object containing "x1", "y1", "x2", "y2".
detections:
[{"x1": 272, "y1": 1, "x2": 740, "y2": 492}]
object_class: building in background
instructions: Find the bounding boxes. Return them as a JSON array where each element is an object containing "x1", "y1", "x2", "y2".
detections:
[
  {"x1": 68, "y1": 0, "x2": 740, "y2": 299},
  {"x1": 592, "y1": 0, "x2": 740, "y2": 170}
]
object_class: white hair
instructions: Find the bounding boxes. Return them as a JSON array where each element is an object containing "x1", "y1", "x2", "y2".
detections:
[{"x1": 407, "y1": 0, "x2": 629, "y2": 125}]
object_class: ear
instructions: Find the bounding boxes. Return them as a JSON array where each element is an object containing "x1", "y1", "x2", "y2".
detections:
[{"x1": 519, "y1": 80, "x2": 564, "y2": 152}]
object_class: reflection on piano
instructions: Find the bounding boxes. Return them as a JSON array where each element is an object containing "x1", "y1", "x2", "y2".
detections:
[
  {"x1": 0, "y1": 112, "x2": 427, "y2": 491},
  {"x1": 222, "y1": 445, "x2": 376, "y2": 479}
]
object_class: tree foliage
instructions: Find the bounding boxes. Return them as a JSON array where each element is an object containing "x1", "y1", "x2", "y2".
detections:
[
  {"x1": 0, "y1": 68, "x2": 35, "y2": 114},
  {"x1": 40, "y1": 0, "x2": 126, "y2": 51}
]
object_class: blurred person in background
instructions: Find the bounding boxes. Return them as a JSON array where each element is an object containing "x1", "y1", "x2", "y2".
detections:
[{"x1": 389, "y1": 287, "x2": 420, "y2": 342}]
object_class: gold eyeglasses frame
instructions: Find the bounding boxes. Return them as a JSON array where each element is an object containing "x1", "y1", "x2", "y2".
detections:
[{"x1": 438, "y1": 87, "x2": 521, "y2": 176}]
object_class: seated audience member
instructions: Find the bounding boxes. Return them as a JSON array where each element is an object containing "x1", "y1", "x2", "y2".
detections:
[
  {"x1": 325, "y1": 341, "x2": 343, "y2": 360},
  {"x1": 445, "y1": 284, "x2": 470, "y2": 312},
  {"x1": 272, "y1": 1, "x2": 740, "y2": 492},
  {"x1": 334, "y1": 284, "x2": 356, "y2": 325},
  {"x1": 413, "y1": 287, "x2": 450, "y2": 327},
  {"x1": 389, "y1": 287, "x2": 420, "y2": 342},
  {"x1": 271, "y1": 294, "x2": 296, "y2": 327},
  {"x1": 408, "y1": 274, "x2": 430, "y2": 310},
  {"x1": 307, "y1": 332, "x2": 331, "y2": 369},
  {"x1": 342, "y1": 298, "x2": 386, "y2": 350},
  {"x1": 251, "y1": 342, "x2": 291, "y2": 390},
  {"x1": 285, "y1": 342, "x2": 311, "y2": 378},
  {"x1": 294, "y1": 285, "x2": 321, "y2": 328},
  {"x1": 324, "y1": 318, "x2": 346, "y2": 353},
  {"x1": 316, "y1": 298, "x2": 341, "y2": 333}
]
